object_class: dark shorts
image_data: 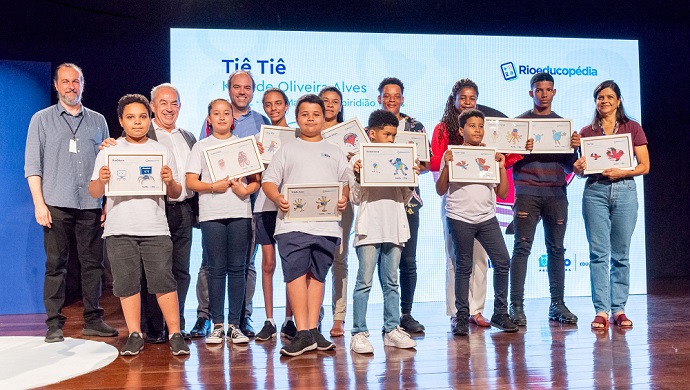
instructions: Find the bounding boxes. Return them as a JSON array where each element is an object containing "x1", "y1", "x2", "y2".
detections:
[
  {"x1": 275, "y1": 232, "x2": 339, "y2": 283},
  {"x1": 254, "y1": 211, "x2": 278, "y2": 245},
  {"x1": 105, "y1": 235, "x2": 177, "y2": 298}
]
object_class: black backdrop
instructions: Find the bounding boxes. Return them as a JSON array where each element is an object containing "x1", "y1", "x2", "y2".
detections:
[{"x1": 2, "y1": 0, "x2": 688, "y2": 281}]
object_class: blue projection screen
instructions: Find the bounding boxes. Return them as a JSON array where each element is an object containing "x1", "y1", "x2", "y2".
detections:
[{"x1": 171, "y1": 29, "x2": 645, "y2": 309}]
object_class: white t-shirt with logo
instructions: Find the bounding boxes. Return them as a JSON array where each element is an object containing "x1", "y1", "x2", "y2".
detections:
[
  {"x1": 186, "y1": 134, "x2": 253, "y2": 222},
  {"x1": 441, "y1": 159, "x2": 497, "y2": 224},
  {"x1": 91, "y1": 139, "x2": 177, "y2": 237},
  {"x1": 262, "y1": 138, "x2": 349, "y2": 238}
]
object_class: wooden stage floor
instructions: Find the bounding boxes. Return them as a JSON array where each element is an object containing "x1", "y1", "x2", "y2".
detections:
[{"x1": 2, "y1": 279, "x2": 689, "y2": 389}]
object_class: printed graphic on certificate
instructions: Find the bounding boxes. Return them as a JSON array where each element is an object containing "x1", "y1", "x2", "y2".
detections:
[
  {"x1": 203, "y1": 136, "x2": 265, "y2": 182},
  {"x1": 359, "y1": 143, "x2": 418, "y2": 187},
  {"x1": 581, "y1": 133, "x2": 635, "y2": 174},
  {"x1": 529, "y1": 119, "x2": 574, "y2": 154},
  {"x1": 483, "y1": 117, "x2": 530, "y2": 154},
  {"x1": 105, "y1": 153, "x2": 166, "y2": 196},
  {"x1": 284, "y1": 183, "x2": 343, "y2": 221},
  {"x1": 259, "y1": 125, "x2": 297, "y2": 164},
  {"x1": 448, "y1": 145, "x2": 500, "y2": 183},
  {"x1": 322, "y1": 118, "x2": 369, "y2": 155},
  {"x1": 394, "y1": 131, "x2": 430, "y2": 161}
]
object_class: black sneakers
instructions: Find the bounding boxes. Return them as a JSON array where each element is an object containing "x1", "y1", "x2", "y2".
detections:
[
  {"x1": 490, "y1": 313, "x2": 519, "y2": 332},
  {"x1": 169, "y1": 332, "x2": 190, "y2": 356},
  {"x1": 310, "y1": 328, "x2": 336, "y2": 351},
  {"x1": 399, "y1": 313, "x2": 425, "y2": 333},
  {"x1": 45, "y1": 327, "x2": 64, "y2": 343},
  {"x1": 120, "y1": 332, "x2": 145, "y2": 356},
  {"x1": 452, "y1": 316, "x2": 469, "y2": 336},
  {"x1": 509, "y1": 303, "x2": 527, "y2": 326},
  {"x1": 256, "y1": 321, "x2": 277, "y2": 341},
  {"x1": 548, "y1": 301, "x2": 578, "y2": 324},
  {"x1": 82, "y1": 320, "x2": 119, "y2": 337},
  {"x1": 281, "y1": 320, "x2": 297, "y2": 339},
  {"x1": 280, "y1": 330, "x2": 318, "y2": 356}
]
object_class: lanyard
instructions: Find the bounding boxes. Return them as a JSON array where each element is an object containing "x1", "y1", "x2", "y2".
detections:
[
  {"x1": 62, "y1": 113, "x2": 85, "y2": 140},
  {"x1": 599, "y1": 120, "x2": 618, "y2": 136}
]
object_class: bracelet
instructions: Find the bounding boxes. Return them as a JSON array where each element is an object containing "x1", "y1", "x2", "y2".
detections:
[{"x1": 210, "y1": 183, "x2": 214, "y2": 194}]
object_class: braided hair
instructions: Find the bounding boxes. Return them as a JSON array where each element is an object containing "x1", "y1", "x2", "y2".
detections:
[{"x1": 441, "y1": 79, "x2": 478, "y2": 145}]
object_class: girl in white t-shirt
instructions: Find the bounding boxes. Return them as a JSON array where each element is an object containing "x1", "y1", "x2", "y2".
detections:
[
  {"x1": 435, "y1": 109, "x2": 517, "y2": 336},
  {"x1": 186, "y1": 99, "x2": 261, "y2": 345}
]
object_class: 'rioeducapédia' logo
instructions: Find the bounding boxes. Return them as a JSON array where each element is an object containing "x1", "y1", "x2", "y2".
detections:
[{"x1": 501, "y1": 61, "x2": 598, "y2": 80}]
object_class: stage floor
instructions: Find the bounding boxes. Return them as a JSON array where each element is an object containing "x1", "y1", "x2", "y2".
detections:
[{"x1": 1, "y1": 279, "x2": 689, "y2": 389}]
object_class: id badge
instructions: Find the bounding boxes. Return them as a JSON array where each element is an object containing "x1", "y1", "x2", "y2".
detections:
[{"x1": 69, "y1": 138, "x2": 77, "y2": 154}]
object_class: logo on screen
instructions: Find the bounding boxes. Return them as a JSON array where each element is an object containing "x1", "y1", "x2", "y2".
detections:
[
  {"x1": 538, "y1": 255, "x2": 575, "y2": 271},
  {"x1": 500, "y1": 62, "x2": 518, "y2": 81},
  {"x1": 139, "y1": 166, "x2": 153, "y2": 175}
]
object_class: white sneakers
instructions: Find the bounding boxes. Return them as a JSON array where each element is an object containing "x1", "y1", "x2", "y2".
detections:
[
  {"x1": 350, "y1": 332, "x2": 374, "y2": 354},
  {"x1": 205, "y1": 325, "x2": 249, "y2": 344},
  {"x1": 228, "y1": 325, "x2": 249, "y2": 344},
  {"x1": 351, "y1": 327, "x2": 417, "y2": 354},
  {"x1": 383, "y1": 326, "x2": 417, "y2": 349},
  {"x1": 206, "y1": 325, "x2": 225, "y2": 344}
]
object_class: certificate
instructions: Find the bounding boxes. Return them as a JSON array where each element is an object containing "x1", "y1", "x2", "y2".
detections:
[
  {"x1": 322, "y1": 118, "x2": 369, "y2": 155},
  {"x1": 529, "y1": 119, "x2": 574, "y2": 154},
  {"x1": 258, "y1": 125, "x2": 297, "y2": 164},
  {"x1": 483, "y1": 117, "x2": 530, "y2": 154},
  {"x1": 580, "y1": 133, "x2": 635, "y2": 174},
  {"x1": 202, "y1": 136, "x2": 265, "y2": 182},
  {"x1": 359, "y1": 143, "x2": 418, "y2": 187},
  {"x1": 394, "y1": 131, "x2": 430, "y2": 161},
  {"x1": 447, "y1": 145, "x2": 500, "y2": 183},
  {"x1": 284, "y1": 183, "x2": 343, "y2": 221},
  {"x1": 105, "y1": 153, "x2": 166, "y2": 196}
]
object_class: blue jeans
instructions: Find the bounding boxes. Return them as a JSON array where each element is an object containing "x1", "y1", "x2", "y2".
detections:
[
  {"x1": 352, "y1": 243, "x2": 402, "y2": 334},
  {"x1": 582, "y1": 177, "x2": 638, "y2": 314},
  {"x1": 447, "y1": 217, "x2": 511, "y2": 318},
  {"x1": 399, "y1": 210, "x2": 419, "y2": 314},
  {"x1": 201, "y1": 218, "x2": 251, "y2": 325},
  {"x1": 510, "y1": 194, "x2": 568, "y2": 303}
]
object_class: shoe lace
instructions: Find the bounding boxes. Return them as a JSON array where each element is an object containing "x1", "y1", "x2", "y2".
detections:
[
  {"x1": 210, "y1": 327, "x2": 223, "y2": 337},
  {"x1": 231, "y1": 327, "x2": 244, "y2": 339},
  {"x1": 393, "y1": 326, "x2": 411, "y2": 338}
]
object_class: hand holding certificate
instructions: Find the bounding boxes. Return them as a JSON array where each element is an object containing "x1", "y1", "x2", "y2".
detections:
[
  {"x1": 528, "y1": 119, "x2": 575, "y2": 154},
  {"x1": 447, "y1": 146, "x2": 500, "y2": 183},
  {"x1": 580, "y1": 133, "x2": 634, "y2": 174},
  {"x1": 284, "y1": 183, "x2": 343, "y2": 221},
  {"x1": 105, "y1": 153, "x2": 167, "y2": 196},
  {"x1": 359, "y1": 143, "x2": 418, "y2": 187},
  {"x1": 202, "y1": 136, "x2": 265, "y2": 181}
]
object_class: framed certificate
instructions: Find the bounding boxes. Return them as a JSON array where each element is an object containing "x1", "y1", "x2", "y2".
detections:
[
  {"x1": 105, "y1": 153, "x2": 166, "y2": 196},
  {"x1": 580, "y1": 133, "x2": 635, "y2": 174},
  {"x1": 202, "y1": 136, "x2": 265, "y2": 182},
  {"x1": 529, "y1": 119, "x2": 574, "y2": 154},
  {"x1": 258, "y1": 125, "x2": 297, "y2": 164},
  {"x1": 483, "y1": 117, "x2": 530, "y2": 154},
  {"x1": 359, "y1": 143, "x2": 418, "y2": 187},
  {"x1": 322, "y1": 118, "x2": 369, "y2": 155},
  {"x1": 447, "y1": 145, "x2": 500, "y2": 183},
  {"x1": 395, "y1": 131, "x2": 430, "y2": 161},
  {"x1": 284, "y1": 183, "x2": 343, "y2": 221}
]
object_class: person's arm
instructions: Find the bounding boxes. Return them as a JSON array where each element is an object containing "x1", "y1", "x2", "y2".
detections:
[
  {"x1": 262, "y1": 182, "x2": 289, "y2": 212},
  {"x1": 338, "y1": 185, "x2": 350, "y2": 212},
  {"x1": 349, "y1": 159, "x2": 362, "y2": 205},
  {"x1": 430, "y1": 123, "x2": 447, "y2": 173},
  {"x1": 88, "y1": 166, "x2": 109, "y2": 199},
  {"x1": 495, "y1": 153, "x2": 509, "y2": 199},
  {"x1": 435, "y1": 149, "x2": 453, "y2": 195},
  {"x1": 161, "y1": 165, "x2": 182, "y2": 198},
  {"x1": 186, "y1": 173, "x2": 231, "y2": 194},
  {"x1": 229, "y1": 173, "x2": 261, "y2": 197},
  {"x1": 27, "y1": 176, "x2": 51, "y2": 227}
]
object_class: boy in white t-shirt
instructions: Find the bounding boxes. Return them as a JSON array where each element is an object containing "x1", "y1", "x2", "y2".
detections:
[
  {"x1": 349, "y1": 110, "x2": 419, "y2": 354},
  {"x1": 435, "y1": 108, "x2": 518, "y2": 336},
  {"x1": 262, "y1": 94, "x2": 349, "y2": 357},
  {"x1": 88, "y1": 94, "x2": 189, "y2": 356}
]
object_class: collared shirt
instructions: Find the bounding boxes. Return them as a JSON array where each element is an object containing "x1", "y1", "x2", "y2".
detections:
[
  {"x1": 199, "y1": 108, "x2": 270, "y2": 140},
  {"x1": 152, "y1": 119, "x2": 193, "y2": 201},
  {"x1": 24, "y1": 102, "x2": 109, "y2": 209}
]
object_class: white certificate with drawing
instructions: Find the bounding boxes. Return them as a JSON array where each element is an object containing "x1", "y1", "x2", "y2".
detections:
[
  {"x1": 359, "y1": 143, "x2": 418, "y2": 187},
  {"x1": 202, "y1": 136, "x2": 265, "y2": 182},
  {"x1": 258, "y1": 125, "x2": 297, "y2": 164},
  {"x1": 105, "y1": 153, "x2": 166, "y2": 196},
  {"x1": 394, "y1": 131, "x2": 430, "y2": 161},
  {"x1": 529, "y1": 119, "x2": 575, "y2": 154},
  {"x1": 322, "y1": 118, "x2": 369, "y2": 155},
  {"x1": 284, "y1": 183, "x2": 343, "y2": 221},
  {"x1": 447, "y1": 145, "x2": 500, "y2": 184},
  {"x1": 580, "y1": 133, "x2": 635, "y2": 174},
  {"x1": 483, "y1": 117, "x2": 530, "y2": 154}
]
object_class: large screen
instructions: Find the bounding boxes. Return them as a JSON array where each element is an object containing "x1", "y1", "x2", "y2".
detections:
[{"x1": 171, "y1": 28, "x2": 645, "y2": 309}]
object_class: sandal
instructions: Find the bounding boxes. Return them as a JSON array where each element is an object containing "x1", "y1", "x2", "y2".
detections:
[
  {"x1": 591, "y1": 315, "x2": 609, "y2": 329},
  {"x1": 330, "y1": 320, "x2": 345, "y2": 337},
  {"x1": 612, "y1": 313, "x2": 633, "y2": 328}
]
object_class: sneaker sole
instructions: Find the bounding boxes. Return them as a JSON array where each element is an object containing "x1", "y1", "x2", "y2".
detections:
[
  {"x1": 230, "y1": 337, "x2": 250, "y2": 344},
  {"x1": 401, "y1": 326, "x2": 425, "y2": 333},
  {"x1": 452, "y1": 329, "x2": 468, "y2": 336},
  {"x1": 548, "y1": 316, "x2": 578, "y2": 324},
  {"x1": 490, "y1": 321, "x2": 519, "y2": 333},
  {"x1": 316, "y1": 343, "x2": 336, "y2": 351},
  {"x1": 280, "y1": 342, "x2": 317, "y2": 356},
  {"x1": 120, "y1": 346, "x2": 144, "y2": 356},
  {"x1": 383, "y1": 340, "x2": 417, "y2": 349},
  {"x1": 255, "y1": 332, "x2": 277, "y2": 341},
  {"x1": 351, "y1": 346, "x2": 374, "y2": 354},
  {"x1": 171, "y1": 348, "x2": 191, "y2": 356},
  {"x1": 205, "y1": 338, "x2": 225, "y2": 344},
  {"x1": 82, "y1": 329, "x2": 119, "y2": 337}
]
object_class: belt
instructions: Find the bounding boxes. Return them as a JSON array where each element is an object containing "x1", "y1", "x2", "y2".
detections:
[
  {"x1": 166, "y1": 199, "x2": 191, "y2": 207},
  {"x1": 586, "y1": 175, "x2": 633, "y2": 184}
]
